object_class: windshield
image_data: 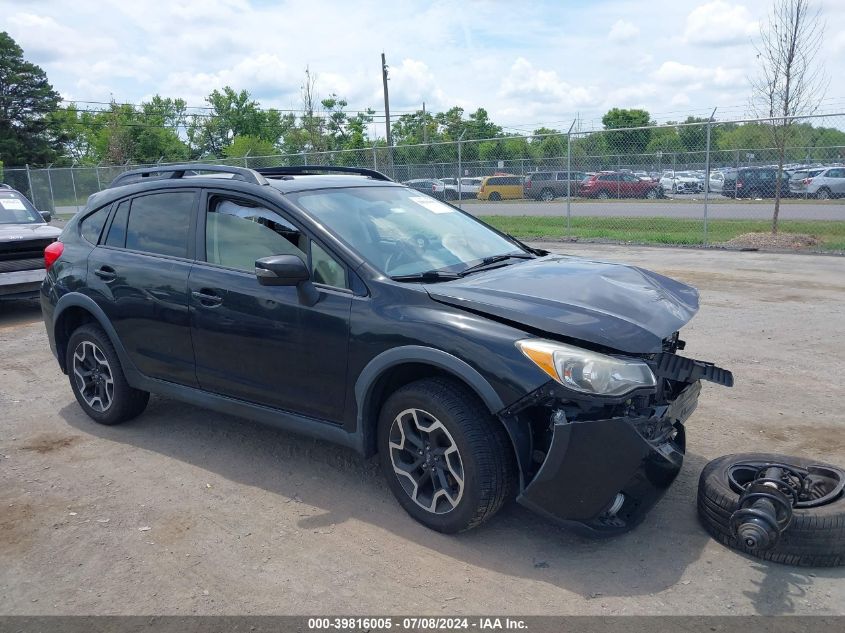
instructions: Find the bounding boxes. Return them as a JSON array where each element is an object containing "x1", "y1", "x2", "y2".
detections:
[
  {"x1": 288, "y1": 186, "x2": 527, "y2": 277},
  {"x1": 0, "y1": 191, "x2": 43, "y2": 225}
]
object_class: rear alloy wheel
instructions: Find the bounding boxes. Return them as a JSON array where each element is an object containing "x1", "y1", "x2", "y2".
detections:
[
  {"x1": 816, "y1": 187, "x2": 832, "y2": 200},
  {"x1": 378, "y1": 378, "x2": 516, "y2": 533},
  {"x1": 597, "y1": 190, "x2": 610, "y2": 200},
  {"x1": 66, "y1": 324, "x2": 149, "y2": 425},
  {"x1": 645, "y1": 188, "x2": 659, "y2": 199},
  {"x1": 489, "y1": 192, "x2": 502, "y2": 201},
  {"x1": 539, "y1": 188, "x2": 555, "y2": 202}
]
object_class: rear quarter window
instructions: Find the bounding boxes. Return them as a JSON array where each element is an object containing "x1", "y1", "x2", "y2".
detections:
[{"x1": 80, "y1": 205, "x2": 112, "y2": 244}]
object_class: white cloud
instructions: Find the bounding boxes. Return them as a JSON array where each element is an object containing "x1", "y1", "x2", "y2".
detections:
[
  {"x1": 683, "y1": 1, "x2": 758, "y2": 46},
  {"x1": 608, "y1": 20, "x2": 640, "y2": 42},
  {"x1": 653, "y1": 61, "x2": 745, "y2": 87},
  {"x1": 671, "y1": 92, "x2": 691, "y2": 106},
  {"x1": 1, "y1": 0, "x2": 843, "y2": 135},
  {"x1": 499, "y1": 58, "x2": 597, "y2": 108},
  {"x1": 385, "y1": 59, "x2": 446, "y2": 109}
]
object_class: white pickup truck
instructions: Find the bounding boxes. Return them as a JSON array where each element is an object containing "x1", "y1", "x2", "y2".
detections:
[{"x1": 0, "y1": 186, "x2": 61, "y2": 300}]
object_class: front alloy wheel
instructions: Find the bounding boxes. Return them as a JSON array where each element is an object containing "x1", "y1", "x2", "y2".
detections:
[
  {"x1": 378, "y1": 378, "x2": 516, "y2": 533},
  {"x1": 389, "y1": 408, "x2": 464, "y2": 514}
]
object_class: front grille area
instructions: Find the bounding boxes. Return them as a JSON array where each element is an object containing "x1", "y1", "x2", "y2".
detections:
[
  {"x1": 0, "y1": 238, "x2": 55, "y2": 265},
  {"x1": 0, "y1": 257, "x2": 44, "y2": 273}
]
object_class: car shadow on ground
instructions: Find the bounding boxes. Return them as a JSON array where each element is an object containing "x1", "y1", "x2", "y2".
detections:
[
  {"x1": 0, "y1": 298, "x2": 42, "y2": 329},
  {"x1": 58, "y1": 394, "x2": 827, "y2": 607}
]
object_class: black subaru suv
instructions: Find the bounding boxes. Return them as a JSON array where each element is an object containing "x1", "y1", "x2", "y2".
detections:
[{"x1": 41, "y1": 165, "x2": 732, "y2": 535}]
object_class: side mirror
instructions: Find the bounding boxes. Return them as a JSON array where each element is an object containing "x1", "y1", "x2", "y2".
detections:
[
  {"x1": 40, "y1": 211, "x2": 52, "y2": 223},
  {"x1": 254, "y1": 254, "x2": 319, "y2": 306}
]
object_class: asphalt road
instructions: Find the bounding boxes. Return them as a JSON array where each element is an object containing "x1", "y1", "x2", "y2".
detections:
[
  {"x1": 461, "y1": 199, "x2": 844, "y2": 220},
  {"x1": 2, "y1": 245, "x2": 844, "y2": 616}
]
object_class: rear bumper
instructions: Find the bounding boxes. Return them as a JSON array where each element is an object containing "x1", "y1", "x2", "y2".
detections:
[{"x1": 517, "y1": 381, "x2": 700, "y2": 536}]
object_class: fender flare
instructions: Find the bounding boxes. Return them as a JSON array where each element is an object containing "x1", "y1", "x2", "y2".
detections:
[
  {"x1": 353, "y1": 345, "x2": 505, "y2": 456},
  {"x1": 52, "y1": 293, "x2": 142, "y2": 385}
]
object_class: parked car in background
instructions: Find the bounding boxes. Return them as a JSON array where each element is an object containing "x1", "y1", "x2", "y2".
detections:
[
  {"x1": 0, "y1": 186, "x2": 60, "y2": 300},
  {"x1": 523, "y1": 171, "x2": 587, "y2": 201},
  {"x1": 578, "y1": 172, "x2": 661, "y2": 199},
  {"x1": 476, "y1": 175, "x2": 523, "y2": 201},
  {"x1": 720, "y1": 167, "x2": 792, "y2": 199},
  {"x1": 457, "y1": 177, "x2": 483, "y2": 199},
  {"x1": 403, "y1": 179, "x2": 447, "y2": 200},
  {"x1": 659, "y1": 171, "x2": 704, "y2": 194},
  {"x1": 709, "y1": 171, "x2": 725, "y2": 193},
  {"x1": 790, "y1": 166, "x2": 845, "y2": 199},
  {"x1": 787, "y1": 168, "x2": 825, "y2": 197}
]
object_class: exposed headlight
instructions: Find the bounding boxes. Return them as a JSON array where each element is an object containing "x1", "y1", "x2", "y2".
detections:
[{"x1": 516, "y1": 339, "x2": 656, "y2": 397}]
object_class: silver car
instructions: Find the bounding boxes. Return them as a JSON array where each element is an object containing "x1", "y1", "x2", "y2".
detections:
[
  {"x1": 793, "y1": 167, "x2": 845, "y2": 199},
  {"x1": 0, "y1": 187, "x2": 61, "y2": 300}
]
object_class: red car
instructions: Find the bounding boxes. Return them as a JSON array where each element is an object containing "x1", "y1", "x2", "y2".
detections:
[{"x1": 579, "y1": 172, "x2": 661, "y2": 199}]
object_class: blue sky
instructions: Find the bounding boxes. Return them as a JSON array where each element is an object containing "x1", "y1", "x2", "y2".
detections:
[{"x1": 3, "y1": 0, "x2": 844, "y2": 134}]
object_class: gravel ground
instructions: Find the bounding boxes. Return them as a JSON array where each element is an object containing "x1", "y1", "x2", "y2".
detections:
[{"x1": 1, "y1": 244, "x2": 843, "y2": 616}]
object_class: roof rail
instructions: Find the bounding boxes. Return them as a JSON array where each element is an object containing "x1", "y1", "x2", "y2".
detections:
[
  {"x1": 108, "y1": 164, "x2": 268, "y2": 189},
  {"x1": 255, "y1": 165, "x2": 393, "y2": 182}
]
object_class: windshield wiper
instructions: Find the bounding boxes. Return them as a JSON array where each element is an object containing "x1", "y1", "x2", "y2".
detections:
[
  {"x1": 459, "y1": 253, "x2": 534, "y2": 277},
  {"x1": 390, "y1": 270, "x2": 462, "y2": 283}
]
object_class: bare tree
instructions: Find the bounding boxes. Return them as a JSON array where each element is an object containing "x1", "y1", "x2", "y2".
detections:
[
  {"x1": 300, "y1": 66, "x2": 323, "y2": 153},
  {"x1": 750, "y1": 0, "x2": 827, "y2": 233}
]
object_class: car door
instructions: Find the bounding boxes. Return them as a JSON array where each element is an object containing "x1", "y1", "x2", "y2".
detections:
[
  {"x1": 826, "y1": 168, "x2": 845, "y2": 195},
  {"x1": 188, "y1": 190, "x2": 352, "y2": 423},
  {"x1": 87, "y1": 190, "x2": 199, "y2": 386}
]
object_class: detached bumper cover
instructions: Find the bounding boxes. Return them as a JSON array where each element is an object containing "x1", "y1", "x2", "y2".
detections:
[{"x1": 517, "y1": 381, "x2": 701, "y2": 535}]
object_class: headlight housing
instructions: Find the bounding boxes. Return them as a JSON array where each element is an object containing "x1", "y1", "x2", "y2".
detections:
[{"x1": 516, "y1": 339, "x2": 656, "y2": 397}]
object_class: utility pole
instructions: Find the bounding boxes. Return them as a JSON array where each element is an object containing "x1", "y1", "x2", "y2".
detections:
[
  {"x1": 422, "y1": 101, "x2": 428, "y2": 144},
  {"x1": 381, "y1": 53, "x2": 392, "y2": 147}
]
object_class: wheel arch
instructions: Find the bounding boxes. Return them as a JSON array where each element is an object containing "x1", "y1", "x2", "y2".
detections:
[
  {"x1": 354, "y1": 346, "x2": 506, "y2": 458},
  {"x1": 52, "y1": 293, "x2": 138, "y2": 382}
]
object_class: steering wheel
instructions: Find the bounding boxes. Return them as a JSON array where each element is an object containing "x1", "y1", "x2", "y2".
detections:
[{"x1": 385, "y1": 237, "x2": 427, "y2": 273}]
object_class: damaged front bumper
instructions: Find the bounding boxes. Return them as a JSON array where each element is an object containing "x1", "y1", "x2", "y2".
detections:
[{"x1": 511, "y1": 380, "x2": 702, "y2": 536}]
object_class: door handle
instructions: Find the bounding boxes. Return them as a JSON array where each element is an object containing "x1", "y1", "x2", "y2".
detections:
[
  {"x1": 192, "y1": 289, "x2": 223, "y2": 307},
  {"x1": 94, "y1": 266, "x2": 117, "y2": 282}
]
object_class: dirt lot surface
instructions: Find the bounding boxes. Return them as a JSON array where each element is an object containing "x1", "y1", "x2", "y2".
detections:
[{"x1": 1, "y1": 244, "x2": 843, "y2": 615}]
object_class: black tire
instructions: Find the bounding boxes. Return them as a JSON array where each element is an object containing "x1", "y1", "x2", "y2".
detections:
[
  {"x1": 698, "y1": 453, "x2": 845, "y2": 567},
  {"x1": 66, "y1": 324, "x2": 149, "y2": 425},
  {"x1": 489, "y1": 192, "x2": 502, "y2": 201},
  {"x1": 539, "y1": 188, "x2": 555, "y2": 202},
  {"x1": 816, "y1": 187, "x2": 832, "y2": 200},
  {"x1": 377, "y1": 377, "x2": 517, "y2": 533}
]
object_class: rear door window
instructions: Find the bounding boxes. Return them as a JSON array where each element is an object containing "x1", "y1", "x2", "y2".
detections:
[
  {"x1": 104, "y1": 200, "x2": 130, "y2": 248},
  {"x1": 125, "y1": 191, "x2": 196, "y2": 258}
]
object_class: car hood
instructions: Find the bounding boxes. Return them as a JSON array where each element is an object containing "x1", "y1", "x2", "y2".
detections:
[
  {"x1": 0, "y1": 223, "x2": 62, "y2": 243},
  {"x1": 425, "y1": 255, "x2": 699, "y2": 353}
]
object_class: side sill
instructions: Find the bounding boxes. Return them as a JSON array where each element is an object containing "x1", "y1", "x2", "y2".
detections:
[{"x1": 135, "y1": 375, "x2": 362, "y2": 453}]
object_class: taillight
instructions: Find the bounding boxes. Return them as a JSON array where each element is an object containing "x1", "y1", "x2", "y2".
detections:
[
  {"x1": 44, "y1": 241, "x2": 64, "y2": 270},
  {"x1": 736, "y1": 181, "x2": 743, "y2": 188},
  {"x1": 432, "y1": 184, "x2": 436, "y2": 192},
  {"x1": 525, "y1": 180, "x2": 531, "y2": 189},
  {"x1": 803, "y1": 177, "x2": 813, "y2": 185}
]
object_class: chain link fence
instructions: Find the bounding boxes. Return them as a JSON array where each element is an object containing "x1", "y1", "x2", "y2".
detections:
[{"x1": 3, "y1": 112, "x2": 844, "y2": 251}]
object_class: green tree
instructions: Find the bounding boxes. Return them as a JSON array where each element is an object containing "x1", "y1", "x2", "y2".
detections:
[
  {"x1": 601, "y1": 108, "x2": 652, "y2": 156},
  {"x1": 187, "y1": 87, "x2": 285, "y2": 157},
  {"x1": 223, "y1": 135, "x2": 277, "y2": 158},
  {"x1": 0, "y1": 32, "x2": 62, "y2": 165}
]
